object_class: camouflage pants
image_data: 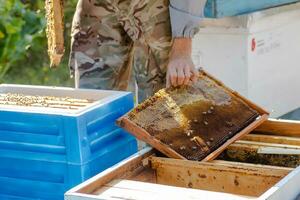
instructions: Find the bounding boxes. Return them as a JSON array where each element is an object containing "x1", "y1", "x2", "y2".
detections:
[{"x1": 69, "y1": 0, "x2": 172, "y2": 101}]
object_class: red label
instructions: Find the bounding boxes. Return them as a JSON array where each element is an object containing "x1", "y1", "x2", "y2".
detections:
[{"x1": 251, "y1": 38, "x2": 256, "y2": 52}]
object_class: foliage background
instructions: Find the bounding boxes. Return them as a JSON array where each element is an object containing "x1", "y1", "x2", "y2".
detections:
[{"x1": 0, "y1": 0, "x2": 77, "y2": 86}]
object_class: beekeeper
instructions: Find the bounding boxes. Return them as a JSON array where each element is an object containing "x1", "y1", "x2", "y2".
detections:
[{"x1": 69, "y1": 0, "x2": 207, "y2": 101}]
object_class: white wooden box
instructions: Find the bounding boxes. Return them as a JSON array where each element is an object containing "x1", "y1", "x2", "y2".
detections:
[
  {"x1": 65, "y1": 119, "x2": 300, "y2": 200},
  {"x1": 192, "y1": 3, "x2": 300, "y2": 117}
]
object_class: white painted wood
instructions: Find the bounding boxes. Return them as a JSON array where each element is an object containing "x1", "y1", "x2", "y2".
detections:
[
  {"x1": 267, "y1": 118, "x2": 300, "y2": 125},
  {"x1": 65, "y1": 147, "x2": 153, "y2": 195},
  {"x1": 97, "y1": 179, "x2": 253, "y2": 200},
  {"x1": 258, "y1": 147, "x2": 300, "y2": 155},
  {"x1": 259, "y1": 165, "x2": 300, "y2": 200},
  {"x1": 65, "y1": 193, "x2": 102, "y2": 200},
  {"x1": 193, "y1": 3, "x2": 300, "y2": 117},
  {"x1": 236, "y1": 140, "x2": 300, "y2": 148}
]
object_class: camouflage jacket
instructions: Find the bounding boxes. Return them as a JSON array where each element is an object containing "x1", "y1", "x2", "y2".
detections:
[{"x1": 70, "y1": 0, "x2": 207, "y2": 101}]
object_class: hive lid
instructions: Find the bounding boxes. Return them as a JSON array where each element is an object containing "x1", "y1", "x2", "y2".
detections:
[{"x1": 118, "y1": 70, "x2": 269, "y2": 161}]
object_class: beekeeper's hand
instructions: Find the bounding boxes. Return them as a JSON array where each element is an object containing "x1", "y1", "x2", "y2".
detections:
[{"x1": 166, "y1": 38, "x2": 198, "y2": 87}]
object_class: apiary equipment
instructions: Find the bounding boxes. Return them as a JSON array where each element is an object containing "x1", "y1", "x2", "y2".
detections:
[
  {"x1": 118, "y1": 70, "x2": 268, "y2": 162},
  {"x1": 45, "y1": 0, "x2": 64, "y2": 67},
  {"x1": 204, "y1": 0, "x2": 300, "y2": 17},
  {"x1": 0, "y1": 84, "x2": 137, "y2": 200},
  {"x1": 192, "y1": 2, "x2": 300, "y2": 117},
  {"x1": 65, "y1": 119, "x2": 300, "y2": 200}
]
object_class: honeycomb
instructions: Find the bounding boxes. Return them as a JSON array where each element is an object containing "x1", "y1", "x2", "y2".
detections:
[
  {"x1": 0, "y1": 93, "x2": 94, "y2": 110},
  {"x1": 124, "y1": 72, "x2": 260, "y2": 160},
  {"x1": 45, "y1": 0, "x2": 65, "y2": 67}
]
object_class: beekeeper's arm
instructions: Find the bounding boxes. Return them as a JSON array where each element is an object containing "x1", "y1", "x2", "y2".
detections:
[{"x1": 167, "y1": 0, "x2": 207, "y2": 87}]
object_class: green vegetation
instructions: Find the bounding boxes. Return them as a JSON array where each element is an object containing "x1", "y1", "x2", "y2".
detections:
[{"x1": 0, "y1": 0, "x2": 77, "y2": 86}]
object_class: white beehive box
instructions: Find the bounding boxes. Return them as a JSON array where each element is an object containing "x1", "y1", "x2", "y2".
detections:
[
  {"x1": 65, "y1": 119, "x2": 300, "y2": 200},
  {"x1": 192, "y1": 3, "x2": 300, "y2": 117}
]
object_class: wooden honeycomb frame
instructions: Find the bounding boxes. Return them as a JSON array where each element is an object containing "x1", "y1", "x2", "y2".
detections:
[
  {"x1": 45, "y1": 0, "x2": 65, "y2": 67},
  {"x1": 118, "y1": 70, "x2": 269, "y2": 161}
]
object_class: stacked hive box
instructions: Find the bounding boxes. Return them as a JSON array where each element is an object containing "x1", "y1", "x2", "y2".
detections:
[
  {"x1": 193, "y1": 3, "x2": 300, "y2": 117},
  {"x1": 0, "y1": 84, "x2": 137, "y2": 200},
  {"x1": 204, "y1": 0, "x2": 300, "y2": 17}
]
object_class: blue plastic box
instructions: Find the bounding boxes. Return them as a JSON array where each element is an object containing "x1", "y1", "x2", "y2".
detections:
[
  {"x1": 204, "y1": 0, "x2": 300, "y2": 17},
  {"x1": 0, "y1": 84, "x2": 137, "y2": 200}
]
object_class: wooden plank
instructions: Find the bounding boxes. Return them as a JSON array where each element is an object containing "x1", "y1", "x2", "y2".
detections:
[
  {"x1": 93, "y1": 179, "x2": 253, "y2": 200},
  {"x1": 118, "y1": 117, "x2": 186, "y2": 160},
  {"x1": 128, "y1": 167, "x2": 157, "y2": 183},
  {"x1": 204, "y1": 0, "x2": 300, "y2": 18},
  {"x1": 203, "y1": 114, "x2": 268, "y2": 161},
  {"x1": 220, "y1": 141, "x2": 300, "y2": 168},
  {"x1": 211, "y1": 160, "x2": 294, "y2": 170},
  {"x1": 151, "y1": 157, "x2": 292, "y2": 177},
  {"x1": 236, "y1": 140, "x2": 300, "y2": 155},
  {"x1": 258, "y1": 147, "x2": 300, "y2": 155},
  {"x1": 260, "y1": 165, "x2": 300, "y2": 200},
  {"x1": 95, "y1": 186, "x2": 158, "y2": 200},
  {"x1": 242, "y1": 134, "x2": 300, "y2": 146},
  {"x1": 235, "y1": 140, "x2": 300, "y2": 149},
  {"x1": 150, "y1": 157, "x2": 291, "y2": 197},
  {"x1": 254, "y1": 119, "x2": 300, "y2": 137},
  {"x1": 68, "y1": 147, "x2": 154, "y2": 194}
]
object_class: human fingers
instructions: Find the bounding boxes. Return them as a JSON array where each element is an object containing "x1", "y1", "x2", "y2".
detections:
[
  {"x1": 176, "y1": 67, "x2": 185, "y2": 86},
  {"x1": 169, "y1": 67, "x2": 178, "y2": 87},
  {"x1": 183, "y1": 65, "x2": 192, "y2": 85}
]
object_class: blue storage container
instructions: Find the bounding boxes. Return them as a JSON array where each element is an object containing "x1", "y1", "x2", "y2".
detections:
[
  {"x1": 0, "y1": 84, "x2": 137, "y2": 200},
  {"x1": 204, "y1": 0, "x2": 300, "y2": 17}
]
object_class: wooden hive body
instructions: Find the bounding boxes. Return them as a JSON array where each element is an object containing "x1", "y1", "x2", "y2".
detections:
[{"x1": 66, "y1": 119, "x2": 300, "y2": 200}]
